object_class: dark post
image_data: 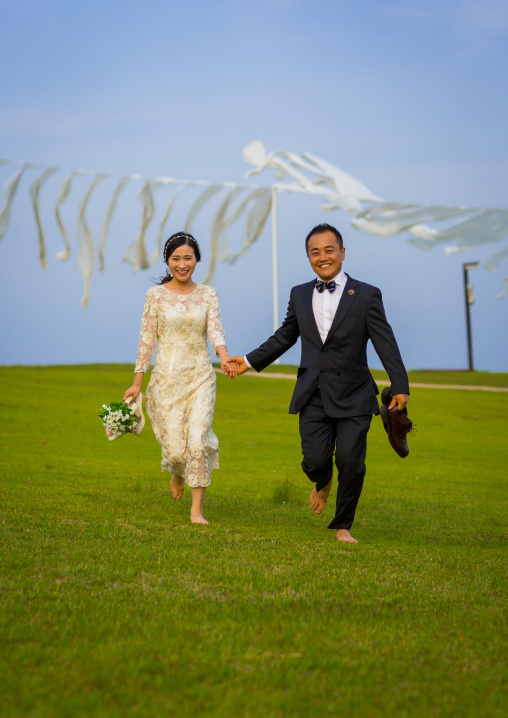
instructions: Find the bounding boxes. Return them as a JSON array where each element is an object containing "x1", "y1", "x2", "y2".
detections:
[{"x1": 463, "y1": 262, "x2": 479, "y2": 371}]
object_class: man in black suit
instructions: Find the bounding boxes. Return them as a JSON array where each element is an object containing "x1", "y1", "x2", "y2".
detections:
[{"x1": 228, "y1": 223, "x2": 409, "y2": 543}]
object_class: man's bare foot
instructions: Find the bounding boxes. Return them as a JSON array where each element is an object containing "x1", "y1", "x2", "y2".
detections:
[
  {"x1": 335, "y1": 529, "x2": 358, "y2": 544},
  {"x1": 309, "y1": 480, "x2": 332, "y2": 515},
  {"x1": 190, "y1": 514, "x2": 209, "y2": 525},
  {"x1": 170, "y1": 475, "x2": 184, "y2": 499}
]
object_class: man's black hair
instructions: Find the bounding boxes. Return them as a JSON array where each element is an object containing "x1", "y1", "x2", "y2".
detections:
[{"x1": 305, "y1": 223, "x2": 343, "y2": 252}]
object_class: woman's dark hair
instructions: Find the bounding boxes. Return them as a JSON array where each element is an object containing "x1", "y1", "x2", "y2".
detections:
[
  {"x1": 305, "y1": 223, "x2": 343, "y2": 252},
  {"x1": 155, "y1": 232, "x2": 202, "y2": 284}
]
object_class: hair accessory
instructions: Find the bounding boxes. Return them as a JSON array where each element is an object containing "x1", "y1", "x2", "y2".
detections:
[
  {"x1": 163, "y1": 234, "x2": 190, "y2": 262},
  {"x1": 162, "y1": 232, "x2": 201, "y2": 265}
]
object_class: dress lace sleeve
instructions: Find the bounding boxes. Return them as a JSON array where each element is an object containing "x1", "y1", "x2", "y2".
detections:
[
  {"x1": 135, "y1": 288, "x2": 158, "y2": 373},
  {"x1": 206, "y1": 287, "x2": 226, "y2": 357}
]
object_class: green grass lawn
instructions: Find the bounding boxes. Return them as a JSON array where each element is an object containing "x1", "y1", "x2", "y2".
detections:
[{"x1": 1, "y1": 365, "x2": 507, "y2": 718}]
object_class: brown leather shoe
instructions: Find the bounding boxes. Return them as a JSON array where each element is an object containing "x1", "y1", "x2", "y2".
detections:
[{"x1": 379, "y1": 387, "x2": 413, "y2": 458}]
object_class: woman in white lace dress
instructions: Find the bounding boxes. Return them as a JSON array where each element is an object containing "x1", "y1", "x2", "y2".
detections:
[{"x1": 123, "y1": 232, "x2": 237, "y2": 524}]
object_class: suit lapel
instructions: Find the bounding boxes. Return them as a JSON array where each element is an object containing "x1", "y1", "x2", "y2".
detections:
[
  {"x1": 301, "y1": 280, "x2": 323, "y2": 346},
  {"x1": 324, "y1": 274, "x2": 358, "y2": 344}
]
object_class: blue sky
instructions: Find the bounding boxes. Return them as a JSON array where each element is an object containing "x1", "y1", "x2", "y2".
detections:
[{"x1": 1, "y1": 0, "x2": 507, "y2": 371}]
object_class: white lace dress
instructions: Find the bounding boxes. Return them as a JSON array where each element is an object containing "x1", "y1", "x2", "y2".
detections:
[{"x1": 134, "y1": 284, "x2": 226, "y2": 487}]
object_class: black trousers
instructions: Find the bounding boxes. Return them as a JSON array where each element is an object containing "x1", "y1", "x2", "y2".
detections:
[{"x1": 299, "y1": 388, "x2": 372, "y2": 531}]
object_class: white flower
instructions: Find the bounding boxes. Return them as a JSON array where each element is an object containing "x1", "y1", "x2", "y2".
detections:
[{"x1": 99, "y1": 399, "x2": 138, "y2": 438}]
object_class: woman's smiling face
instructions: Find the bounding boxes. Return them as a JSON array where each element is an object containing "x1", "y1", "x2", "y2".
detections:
[{"x1": 167, "y1": 243, "x2": 197, "y2": 282}]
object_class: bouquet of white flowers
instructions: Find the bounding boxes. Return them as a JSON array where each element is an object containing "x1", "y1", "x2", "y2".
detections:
[{"x1": 98, "y1": 394, "x2": 145, "y2": 441}]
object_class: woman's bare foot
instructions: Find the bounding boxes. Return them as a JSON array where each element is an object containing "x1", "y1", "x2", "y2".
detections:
[
  {"x1": 309, "y1": 480, "x2": 332, "y2": 515},
  {"x1": 170, "y1": 475, "x2": 184, "y2": 499},
  {"x1": 335, "y1": 529, "x2": 358, "y2": 544},
  {"x1": 190, "y1": 486, "x2": 208, "y2": 524}
]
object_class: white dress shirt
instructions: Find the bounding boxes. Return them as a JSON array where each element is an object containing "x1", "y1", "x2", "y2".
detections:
[
  {"x1": 244, "y1": 270, "x2": 347, "y2": 368},
  {"x1": 312, "y1": 270, "x2": 347, "y2": 343}
]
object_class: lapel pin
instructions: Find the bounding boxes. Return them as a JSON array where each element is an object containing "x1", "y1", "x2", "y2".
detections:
[{"x1": 348, "y1": 289, "x2": 355, "y2": 295}]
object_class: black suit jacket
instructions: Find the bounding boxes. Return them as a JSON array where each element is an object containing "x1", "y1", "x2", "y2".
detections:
[{"x1": 246, "y1": 275, "x2": 409, "y2": 418}]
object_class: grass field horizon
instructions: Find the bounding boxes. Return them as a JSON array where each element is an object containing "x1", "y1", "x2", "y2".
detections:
[
  {"x1": 1, "y1": 364, "x2": 507, "y2": 717},
  {"x1": 3, "y1": 361, "x2": 507, "y2": 386}
]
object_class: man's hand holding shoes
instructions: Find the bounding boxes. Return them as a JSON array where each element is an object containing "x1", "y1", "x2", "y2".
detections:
[
  {"x1": 389, "y1": 393, "x2": 409, "y2": 411},
  {"x1": 380, "y1": 388, "x2": 414, "y2": 458}
]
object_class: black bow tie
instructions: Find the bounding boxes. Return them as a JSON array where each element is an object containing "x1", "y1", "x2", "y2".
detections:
[{"x1": 316, "y1": 279, "x2": 336, "y2": 293}]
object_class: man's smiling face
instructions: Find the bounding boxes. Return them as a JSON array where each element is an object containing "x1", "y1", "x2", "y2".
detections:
[{"x1": 306, "y1": 230, "x2": 345, "y2": 281}]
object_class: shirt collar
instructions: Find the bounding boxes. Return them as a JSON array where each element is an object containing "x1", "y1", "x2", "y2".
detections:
[{"x1": 335, "y1": 270, "x2": 347, "y2": 286}]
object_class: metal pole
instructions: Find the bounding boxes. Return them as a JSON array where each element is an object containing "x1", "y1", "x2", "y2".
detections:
[
  {"x1": 271, "y1": 187, "x2": 280, "y2": 364},
  {"x1": 463, "y1": 263, "x2": 478, "y2": 371}
]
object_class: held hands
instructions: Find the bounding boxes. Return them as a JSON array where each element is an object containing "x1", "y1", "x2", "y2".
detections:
[
  {"x1": 226, "y1": 356, "x2": 250, "y2": 376},
  {"x1": 216, "y1": 346, "x2": 238, "y2": 378},
  {"x1": 389, "y1": 393, "x2": 409, "y2": 411},
  {"x1": 221, "y1": 356, "x2": 239, "y2": 378}
]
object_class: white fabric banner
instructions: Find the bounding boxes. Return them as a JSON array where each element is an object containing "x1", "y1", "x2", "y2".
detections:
[
  {"x1": 496, "y1": 277, "x2": 508, "y2": 299},
  {"x1": 1, "y1": 141, "x2": 507, "y2": 302},
  {"x1": 0, "y1": 164, "x2": 33, "y2": 241},
  {"x1": 29, "y1": 168, "x2": 58, "y2": 270},
  {"x1": 123, "y1": 180, "x2": 166, "y2": 272},
  {"x1": 98, "y1": 177, "x2": 129, "y2": 271},
  {"x1": 77, "y1": 174, "x2": 107, "y2": 307},
  {"x1": 151, "y1": 185, "x2": 186, "y2": 266},
  {"x1": 55, "y1": 170, "x2": 85, "y2": 261},
  {"x1": 226, "y1": 189, "x2": 272, "y2": 264},
  {"x1": 484, "y1": 244, "x2": 508, "y2": 272},
  {"x1": 202, "y1": 187, "x2": 246, "y2": 284},
  {"x1": 243, "y1": 141, "x2": 508, "y2": 297},
  {"x1": 184, "y1": 185, "x2": 222, "y2": 234}
]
